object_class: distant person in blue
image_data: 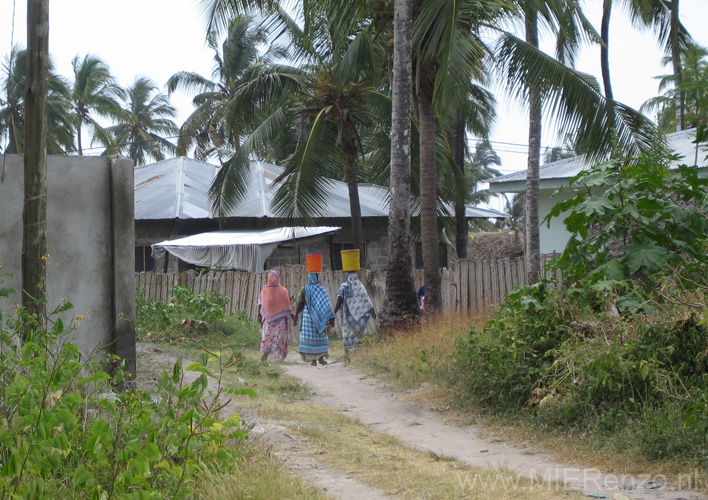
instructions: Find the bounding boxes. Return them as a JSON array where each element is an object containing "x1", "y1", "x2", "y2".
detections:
[
  {"x1": 417, "y1": 285, "x2": 425, "y2": 311},
  {"x1": 294, "y1": 273, "x2": 335, "y2": 366}
]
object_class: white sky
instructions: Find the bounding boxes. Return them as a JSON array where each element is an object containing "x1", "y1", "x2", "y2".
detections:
[{"x1": 1, "y1": 0, "x2": 707, "y2": 177}]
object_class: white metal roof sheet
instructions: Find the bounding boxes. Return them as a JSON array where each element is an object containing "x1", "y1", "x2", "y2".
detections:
[
  {"x1": 153, "y1": 226, "x2": 342, "y2": 248},
  {"x1": 488, "y1": 128, "x2": 708, "y2": 191}
]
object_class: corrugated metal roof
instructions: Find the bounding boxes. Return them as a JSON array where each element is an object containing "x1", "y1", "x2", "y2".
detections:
[
  {"x1": 135, "y1": 157, "x2": 219, "y2": 219},
  {"x1": 136, "y1": 156, "x2": 508, "y2": 220},
  {"x1": 465, "y1": 205, "x2": 508, "y2": 218},
  {"x1": 488, "y1": 128, "x2": 708, "y2": 189},
  {"x1": 135, "y1": 157, "x2": 393, "y2": 220}
]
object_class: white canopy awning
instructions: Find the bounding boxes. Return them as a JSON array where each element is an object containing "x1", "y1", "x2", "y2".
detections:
[{"x1": 151, "y1": 226, "x2": 341, "y2": 272}]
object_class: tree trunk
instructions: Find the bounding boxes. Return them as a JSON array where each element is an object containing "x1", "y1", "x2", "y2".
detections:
[
  {"x1": 23, "y1": 0, "x2": 50, "y2": 333},
  {"x1": 670, "y1": 0, "x2": 684, "y2": 131},
  {"x1": 453, "y1": 119, "x2": 467, "y2": 259},
  {"x1": 77, "y1": 121, "x2": 83, "y2": 155},
  {"x1": 600, "y1": 0, "x2": 614, "y2": 101},
  {"x1": 381, "y1": 0, "x2": 418, "y2": 327},
  {"x1": 525, "y1": 7, "x2": 542, "y2": 283},
  {"x1": 418, "y1": 81, "x2": 441, "y2": 312},
  {"x1": 343, "y1": 145, "x2": 365, "y2": 263}
]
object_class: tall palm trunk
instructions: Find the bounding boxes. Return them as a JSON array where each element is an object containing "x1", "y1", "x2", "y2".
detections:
[
  {"x1": 77, "y1": 121, "x2": 84, "y2": 155},
  {"x1": 382, "y1": 0, "x2": 418, "y2": 326},
  {"x1": 342, "y1": 134, "x2": 365, "y2": 262},
  {"x1": 524, "y1": 7, "x2": 542, "y2": 283},
  {"x1": 23, "y1": 0, "x2": 49, "y2": 333},
  {"x1": 670, "y1": 0, "x2": 684, "y2": 130},
  {"x1": 453, "y1": 119, "x2": 467, "y2": 259},
  {"x1": 418, "y1": 78, "x2": 441, "y2": 311},
  {"x1": 600, "y1": 0, "x2": 614, "y2": 100}
]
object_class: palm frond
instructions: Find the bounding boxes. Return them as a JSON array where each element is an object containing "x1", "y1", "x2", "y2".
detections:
[{"x1": 495, "y1": 32, "x2": 657, "y2": 160}]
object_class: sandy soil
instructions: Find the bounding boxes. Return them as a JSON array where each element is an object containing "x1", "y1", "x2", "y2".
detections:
[{"x1": 136, "y1": 344, "x2": 705, "y2": 500}]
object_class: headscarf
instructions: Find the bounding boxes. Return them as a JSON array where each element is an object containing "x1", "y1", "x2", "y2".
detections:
[
  {"x1": 304, "y1": 273, "x2": 335, "y2": 334},
  {"x1": 259, "y1": 270, "x2": 293, "y2": 324},
  {"x1": 337, "y1": 272, "x2": 374, "y2": 332}
]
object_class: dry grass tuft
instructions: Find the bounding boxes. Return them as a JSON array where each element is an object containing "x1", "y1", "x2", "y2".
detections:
[
  {"x1": 195, "y1": 444, "x2": 331, "y2": 499},
  {"x1": 353, "y1": 312, "x2": 486, "y2": 390}
]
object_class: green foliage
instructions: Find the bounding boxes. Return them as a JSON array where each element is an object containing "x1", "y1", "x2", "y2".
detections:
[
  {"x1": 0, "y1": 285, "x2": 253, "y2": 498},
  {"x1": 547, "y1": 151, "x2": 708, "y2": 309},
  {"x1": 136, "y1": 286, "x2": 230, "y2": 329},
  {"x1": 453, "y1": 282, "x2": 596, "y2": 408},
  {"x1": 136, "y1": 287, "x2": 260, "y2": 349},
  {"x1": 453, "y1": 282, "x2": 708, "y2": 465}
]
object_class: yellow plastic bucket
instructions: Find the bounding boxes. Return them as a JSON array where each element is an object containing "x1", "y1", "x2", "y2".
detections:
[
  {"x1": 341, "y1": 249, "x2": 360, "y2": 272},
  {"x1": 305, "y1": 253, "x2": 323, "y2": 272}
]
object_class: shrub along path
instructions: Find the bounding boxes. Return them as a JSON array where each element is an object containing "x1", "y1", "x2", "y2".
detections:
[{"x1": 282, "y1": 361, "x2": 706, "y2": 500}]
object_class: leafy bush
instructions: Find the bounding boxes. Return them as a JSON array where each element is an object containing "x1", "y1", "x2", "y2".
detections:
[
  {"x1": 136, "y1": 287, "x2": 260, "y2": 348},
  {"x1": 452, "y1": 282, "x2": 593, "y2": 408},
  {"x1": 136, "y1": 286, "x2": 229, "y2": 331},
  {"x1": 547, "y1": 152, "x2": 708, "y2": 309},
  {"x1": 453, "y1": 282, "x2": 708, "y2": 464},
  {"x1": 0, "y1": 285, "x2": 255, "y2": 498}
]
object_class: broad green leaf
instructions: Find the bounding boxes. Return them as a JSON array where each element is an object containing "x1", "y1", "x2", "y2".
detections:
[
  {"x1": 78, "y1": 372, "x2": 112, "y2": 386},
  {"x1": 620, "y1": 243, "x2": 669, "y2": 274},
  {"x1": 578, "y1": 195, "x2": 614, "y2": 217},
  {"x1": 185, "y1": 362, "x2": 214, "y2": 377}
]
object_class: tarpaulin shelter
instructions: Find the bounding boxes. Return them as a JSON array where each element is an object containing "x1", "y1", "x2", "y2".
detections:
[{"x1": 151, "y1": 226, "x2": 341, "y2": 272}]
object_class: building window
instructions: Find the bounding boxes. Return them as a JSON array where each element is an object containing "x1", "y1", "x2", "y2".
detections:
[
  {"x1": 135, "y1": 246, "x2": 155, "y2": 272},
  {"x1": 331, "y1": 242, "x2": 367, "y2": 271},
  {"x1": 414, "y1": 243, "x2": 447, "y2": 269}
]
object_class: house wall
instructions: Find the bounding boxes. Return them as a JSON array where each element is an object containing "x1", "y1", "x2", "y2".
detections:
[
  {"x1": 538, "y1": 189, "x2": 576, "y2": 254},
  {"x1": 137, "y1": 216, "x2": 463, "y2": 274},
  {"x1": 0, "y1": 155, "x2": 136, "y2": 377}
]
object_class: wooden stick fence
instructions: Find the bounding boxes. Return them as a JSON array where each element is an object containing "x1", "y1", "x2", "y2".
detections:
[{"x1": 134, "y1": 254, "x2": 560, "y2": 319}]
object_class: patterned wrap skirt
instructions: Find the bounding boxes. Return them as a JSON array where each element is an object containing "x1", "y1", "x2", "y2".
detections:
[{"x1": 260, "y1": 317, "x2": 290, "y2": 360}]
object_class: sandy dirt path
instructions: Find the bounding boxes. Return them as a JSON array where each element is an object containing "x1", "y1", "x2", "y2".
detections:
[
  {"x1": 282, "y1": 360, "x2": 706, "y2": 500},
  {"x1": 136, "y1": 344, "x2": 704, "y2": 500}
]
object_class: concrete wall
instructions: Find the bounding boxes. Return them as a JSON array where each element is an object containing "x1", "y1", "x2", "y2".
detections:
[{"x1": 0, "y1": 155, "x2": 136, "y2": 376}]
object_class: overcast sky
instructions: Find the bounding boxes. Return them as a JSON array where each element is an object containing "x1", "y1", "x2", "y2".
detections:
[{"x1": 1, "y1": 0, "x2": 707, "y2": 178}]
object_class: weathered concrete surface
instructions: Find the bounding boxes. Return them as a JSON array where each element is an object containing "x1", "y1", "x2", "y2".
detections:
[{"x1": 0, "y1": 155, "x2": 135, "y2": 375}]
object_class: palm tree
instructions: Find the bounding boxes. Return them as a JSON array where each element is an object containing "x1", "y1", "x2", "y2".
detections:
[
  {"x1": 493, "y1": 0, "x2": 659, "y2": 281},
  {"x1": 67, "y1": 54, "x2": 125, "y2": 155},
  {"x1": 0, "y1": 46, "x2": 74, "y2": 154},
  {"x1": 409, "y1": 0, "x2": 505, "y2": 311},
  {"x1": 523, "y1": 3, "x2": 543, "y2": 282},
  {"x1": 598, "y1": 0, "x2": 692, "y2": 114},
  {"x1": 642, "y1": 43, "x2": 708, "y2": 133},
  {"x1": 103, "y1": 77, "x2": 178, "y2": 165},
  {"x1": 382, "y1": 0, "x2": 419, "y2": 325},
  {"x1": 199, "y1": 6, "x2": 392, "y2": 263},
  {"x1": 446, "y1": 83, "x2": 497, "y2": 259},
  {"x1": 167, "y1": 16, "x2": 285, "y2": 159}
]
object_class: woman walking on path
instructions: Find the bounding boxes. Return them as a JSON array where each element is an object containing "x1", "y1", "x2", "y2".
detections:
[
  {"x1": 334, "y1": 272, "x2": 376, "y2": 355},
  {"x1": 294, "y1": 273, "x2": 335, "y2": 366},
  {"x1": 257, "y1": 270, "x2": 296, "y2": 362}
]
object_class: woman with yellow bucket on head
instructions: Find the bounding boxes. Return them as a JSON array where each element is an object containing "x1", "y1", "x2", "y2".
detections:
[{"x1": 333, "y1": 249, "x2": 376, "y2": 355}]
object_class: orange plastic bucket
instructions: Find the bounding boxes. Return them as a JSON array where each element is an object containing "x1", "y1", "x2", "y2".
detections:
[
  {"x1": 305, "y1": 253, "x2": 323, "y2": 272},
  {"x1": 341, "y1": 249, "x2": 360, "y2": 271}
]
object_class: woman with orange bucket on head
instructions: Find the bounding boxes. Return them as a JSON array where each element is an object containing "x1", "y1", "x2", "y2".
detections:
[
  {"x1": 333, "y1": 249, "x2": 376, "y2": 356},
  {"x1": 294, "y1": 254, "x2": 335, "y2": 366}
]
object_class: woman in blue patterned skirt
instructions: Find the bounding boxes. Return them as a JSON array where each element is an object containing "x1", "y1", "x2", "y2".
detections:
[{"x1": 294, "y1": 273, "x2": 335, "y2": 366}]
